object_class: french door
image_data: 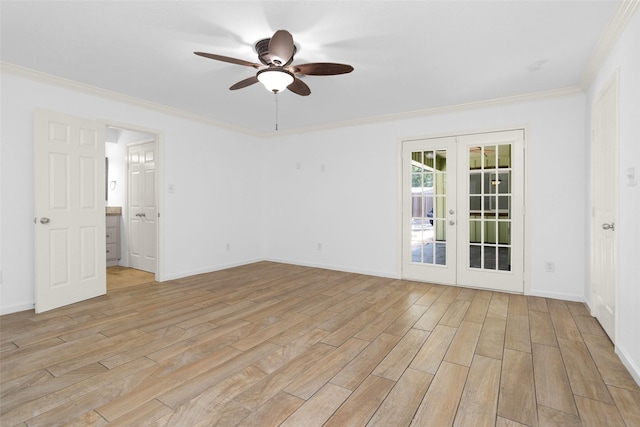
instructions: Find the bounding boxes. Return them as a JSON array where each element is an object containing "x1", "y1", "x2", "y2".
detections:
[{"x1": 402, "y1": 129, "x2": 524, "y2": 293}]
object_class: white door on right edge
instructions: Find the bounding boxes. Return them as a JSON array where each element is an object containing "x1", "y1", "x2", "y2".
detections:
[
  {"x1": 591, "y1": 74, "x2": 618, "y2": 342},
  {"x1": 403, "y1": 129, "x2": 524, "y2": 293}
]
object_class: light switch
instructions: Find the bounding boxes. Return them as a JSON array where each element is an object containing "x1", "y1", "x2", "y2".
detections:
[{"x1": 168, "y1": 184, "x2": 175, "y2": 193}]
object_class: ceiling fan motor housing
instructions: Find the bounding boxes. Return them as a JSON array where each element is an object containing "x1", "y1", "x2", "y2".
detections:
[{"x1": 255, "y1": 38, "x2": 297, "y2": 66}]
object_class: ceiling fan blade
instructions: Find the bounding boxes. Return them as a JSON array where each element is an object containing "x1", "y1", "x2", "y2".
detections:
[
  {"x1": 229, "y1": 75, "x2": 259, "y2": 90},
  {"x1": 293, "y1": 62, "x2": 354, "y2": 76},
  {"x1": 268, "y1": 30, "x2": 295, "y2": 65},
  {"x1": 194, "y1": 52, "x2": 261, "y2": 69},
  {"x1": 287, "y1": 77, "x2": 311, "y2": 96}
]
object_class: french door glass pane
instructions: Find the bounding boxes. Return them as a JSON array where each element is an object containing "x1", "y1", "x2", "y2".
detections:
[
  {"x1": 468, "y1": 144, "x2": 512, "y2": 271},
  {"x1": 411, "y1": 149, "x2": 447, "y2": 266}
]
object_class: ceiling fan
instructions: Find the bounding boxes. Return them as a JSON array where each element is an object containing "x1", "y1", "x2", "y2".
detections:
[{"x1": 194, "y1": 30, "x2": 353, "y2": 96}]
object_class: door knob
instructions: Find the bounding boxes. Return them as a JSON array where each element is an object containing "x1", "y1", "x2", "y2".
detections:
[
  {"x1": 40, "y1": 217, "x2": 50, "y2": 224},
  {"x1": 449, "y1": 209, "x2": 455, "y2": 215},
  {"x1": 602, "y1": 222, "x2": 615, "y2": 231},
  {"x1": 449, "y1": 220, "x2": 455, "y2": 225}
]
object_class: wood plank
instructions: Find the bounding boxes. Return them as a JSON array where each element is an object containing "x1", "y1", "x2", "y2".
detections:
[
  {"x1": 548, "y1": 306, "x2": 582, "y2": 341},
  {"x1": 413, "y1": 302, "x2": 449, "y2": 332},
  {"x1": 444, "y1": 321, "x2": 482, "y2": 367},
  {"x1": 367, "y1": 368, "x2": 433, "y2": 427},
  {"x1": 279, "y1": 383, "x2": 352, "y2": 427},
  {"x1": 410, "y1": 325, "x2": 457, "y2": 374},
  {"x1": 475, "y1": 316, "x2": 506, "y2": 360},
  {"x1": 411, "y1": 361, "x2": 469, "y2": 426},
  {"x1": 384, "y1": 304, "x2": 429, "y2": 336},
  {"x1": 505, "y1": 314, "x2": 531, "y2": 353},
  {"x1": 575, "y1": 395, "x2": 626, "y2": 426},
  {"x1": 536, "y1": 405, "x2": 581, "y2": 427},
  {"x1": 324, "y1": 374, "x2": 395, "y2": 426},
  {"x1": 527, "y1": 296, "x2": 549, "y2": 312},
  {"x1": 235, "y1": 391, "x2": 304, "y2": 426},
  {"x1": 373, "y1": 328, "x2": 430, "y2": 381},
  {"x1": 353, "y1": 307, "x2": 405, "y2": 341},
  {"x1": 529, "y1": 310, "x2": 558, "y2": 347},
  {"x1": 439, "y1": 300, "x2": 471, "y2": 328},
  {"x1": 232, "y1": 342, "x2": 335, "y2": 411},
  {"x1": 330, "y1": 332, "x2": 401, "y2": 390},
  {"x1": 285, "y1": 337, "x2": 370, "y2": 400},
  {"x1": 498, "y1": 348, "x2": 538, "y2": 426},
  {"x1": 582, "y1": 333, "x2": 640, "y2": 391},
  {"x1": 532, "y1": 343, "x2": 577, "y2": 415},
  {"x1": 608, "y1": 386, "x2": 640, "y2": 426},
  {"x1": 464, "y1": 290, "x2": 492, "y2": 323},
  {"x1": 453, "y1": 355, "x2": 501, "y2": 427},
  {"x1": 557, "y1": 338, "x2": 614, "y2": 404}
]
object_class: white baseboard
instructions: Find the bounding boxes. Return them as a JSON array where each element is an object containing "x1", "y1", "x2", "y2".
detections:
[
  {"x1": 263, "y1": 257, "x2": 399, "y2": 279},
  {"x1": 159, "y1": 258, "x2": 264, "y2": 282},
  {"x1": 527, "y1": 289, "x2": 585, "y2": 303},
  {"x1": 0, "y1": 302, "x2": 35, "y2": 316},
  {"x1": 616, "y1": 343, "x2": 640, "y2": 387}
]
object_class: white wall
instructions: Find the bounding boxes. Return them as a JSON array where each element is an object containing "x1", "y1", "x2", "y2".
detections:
[
  {"x1": 586, "y1": 10, "x2": 640, "y2": 383},
  {"x1": 0, "y1": 72, "x2": 264, "y2": 314},
  {"x1": 264, "y1": 94, "x2": 588, "y2": 301}
]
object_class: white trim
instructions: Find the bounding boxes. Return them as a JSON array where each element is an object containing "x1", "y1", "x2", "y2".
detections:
[
  {"x1": 580, "y1": 0, "x2": 639, "y2": 90},
  {"x1": 528, "y1": 290, "x2": 586, "y2": 303},
  {"x1": 0, "y1": 62, "x2": 261, "y2": 137},
  {"x1": 266, "y1": 87, "x2": 583, "y2": 137},
  {"x1": 616, "y1": 344, "x2": 640, "y2": 386},
  {"x1": 2, "y1": 61, "x2": 582, "y2": 138},
  {"x1": 161, "y1": 258, "x2": 265, "y2": 282},
  {"x1": 0, "y1": 302, "x2": 35, "y2": 316},
  {"x1": 263, "y1": 258, "x2": 399, "y2": 280}
]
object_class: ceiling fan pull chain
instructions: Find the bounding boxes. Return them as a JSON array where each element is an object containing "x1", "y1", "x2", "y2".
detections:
[{"x1": 275, "y1": 92, "x2": 279, "y2": 131}]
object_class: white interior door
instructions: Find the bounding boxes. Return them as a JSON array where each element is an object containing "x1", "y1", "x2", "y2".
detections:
[
  {"x1": 127, "y1": 141, "x2": 157, "y2": 273},
  {"x1": 591, "y1": 74, "x2": 618, "y2": 342},
  {"x1": 34, "y1": 109, "x2": 106, "y2": 313},
  {"x1": 402, "y1": 130, "x2": 524, "y2": 293}
]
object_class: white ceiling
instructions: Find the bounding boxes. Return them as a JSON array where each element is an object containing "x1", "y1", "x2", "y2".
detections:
[{"x1": 0, "y1": 1, "x2": 621, "y2": 134}]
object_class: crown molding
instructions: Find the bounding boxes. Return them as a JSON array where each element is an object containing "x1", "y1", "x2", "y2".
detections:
[
  {"x1": 0, "y1": 62, "x2": 262, "y2": 137},
  {"x1": 264, "y1": 86, "x2": 584, "y2": 137},
  {"x1": 2, "y1": 62, "x2": 582, "y2": 138},
  {"x1": 579, "y1": 0, "x2": 639, "y2": 90}
]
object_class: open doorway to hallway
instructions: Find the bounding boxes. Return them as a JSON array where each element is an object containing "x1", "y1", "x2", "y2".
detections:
[{"x1": 105, "y1": 125, "x2": 158, "y2": 290}]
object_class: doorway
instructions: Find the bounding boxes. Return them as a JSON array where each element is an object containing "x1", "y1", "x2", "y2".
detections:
[
  {"x1": 402, "y1": 129, "x2": 525, "y2": 293},
  {"x1": 106, "y1": 126, "x2": 159, "y2": 288}
]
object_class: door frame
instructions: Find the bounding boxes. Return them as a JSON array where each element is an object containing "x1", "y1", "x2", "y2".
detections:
[
  {"x1": 103, "y1": 120, "x2": 164, "y2": 282},
  {"x1": 588, "y1": 70, "x2": 619, "y2": 342},
  {"x1": 398, "y1": 126, "x2": 530, "y2": 294}
]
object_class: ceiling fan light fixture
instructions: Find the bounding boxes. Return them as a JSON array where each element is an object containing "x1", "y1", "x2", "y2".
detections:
[{"x1": 257, "y1": 69, "x2": 294, "y2": 93}]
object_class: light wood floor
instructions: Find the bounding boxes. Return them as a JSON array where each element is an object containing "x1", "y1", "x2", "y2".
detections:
[
  {"x1": 1, "y1": 262, "x2": 639, "y2": 426},
  {"x1": 107, "y1": 266, "x2": 155, "y2": 291}
]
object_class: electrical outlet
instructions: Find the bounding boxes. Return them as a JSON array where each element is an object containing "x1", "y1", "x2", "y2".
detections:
[
  {"x1": 545, "y1": 261, "x2": 555, "y2": 272},
  {"x1": 317, "y1": 243, "x2": 322, "y2": 251}
]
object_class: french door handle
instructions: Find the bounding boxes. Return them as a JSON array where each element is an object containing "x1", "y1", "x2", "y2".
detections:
[
  {"x1": 40, "y1": 217, "x2": 50, "y2": 224},
  {"x1": 602, "y1": 222, "x2": 615, "y2": 231}
]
